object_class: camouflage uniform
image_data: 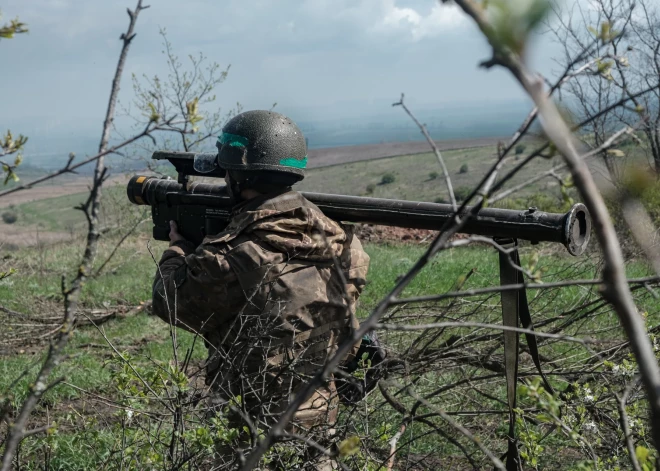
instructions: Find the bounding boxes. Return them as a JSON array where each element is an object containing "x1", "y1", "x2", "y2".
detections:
[{"x1": 152, "y1": 189, "x2": 370, "y2": 468}]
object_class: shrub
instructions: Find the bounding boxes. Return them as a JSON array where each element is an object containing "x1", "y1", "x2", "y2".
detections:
[
  {"x1": 459, "y1": 163, "x2": 469, "y2": 174},
  {"x1": 2, "y1": 211, "x2": 18, "y2": 224},
  {"x1": 365, "y1": 183, "x2": 375, "y2": 195},
  {"x1": 515, "y1": 143, "x2": 527, "y2": 155},
  {"x1": 493, "y1": 192, "x2": 571, "y2": 213},
  {"x1": 434, "y1": 197, "x2": 447, "y2": 204},
  {"x1": 454, "y1": 186, "x2": 472, "y2": 202},
  {"x1": 380, "y1": 172, "x2": 396, "y2": 185},
  {"x1": 429, "y1": 171, "x2": 439, "y2": 180}
]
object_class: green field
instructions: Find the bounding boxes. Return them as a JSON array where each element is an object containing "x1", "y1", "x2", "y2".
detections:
[
  {"x1": 297, "y1": 145, "x2": 566, "y2": 204},
  {"x1": 5, "y1": 183, "x2": 142, "y2": 233},
  {"x1": 1, "y1": 143, "x2": 659, "y2": 469},
  {"x1": 1, "y1": 227, "x2": 658, "y2": 469},
  {"x1": 3, "y1": 145, "x2": 570, "y2": 234},
  {"x1": 6, "y1": 139, "x2": 653, "y2": 234}
]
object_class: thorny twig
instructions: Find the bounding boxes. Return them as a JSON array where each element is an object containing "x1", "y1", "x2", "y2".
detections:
[{"x1": 616, "y1": 378, "x2": 643, "y2": 471}]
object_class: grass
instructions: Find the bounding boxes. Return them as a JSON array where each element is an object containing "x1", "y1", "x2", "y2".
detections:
[
  {"x1": 4, "y1": 146, "x2": 571, "y2": 234},
  {"x1": 297, "y1": 145, "x2": 567, "y2": 204},
  {"x1": 0, "y1": 239, "x2": 590, "y2": 401},
  {"x1": 2, "y1": 233, "x2": 657, "y2": 389},
  {"x1": 5, "y1": 136, "x2": 655, "y2": 234},
  {"x1": 2, "y1": 140, "x2": 659, "y2": 468},
  {"x1": 1, "y1": 232, "x2": 658, "y2": 468},
  {"x1": 9, "y1": 184, "x2": 130, "y2": 233},
  {"x1": 5, "y1": 140, "x2": 652, "y2": 237},
  {"x1": 12, "y1": 192, "x2": 88, "y2": 231}
]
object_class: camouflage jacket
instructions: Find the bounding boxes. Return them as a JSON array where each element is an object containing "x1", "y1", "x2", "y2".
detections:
[{"x1": 152, "y1": 189, "x2": 370, "y2": 404}]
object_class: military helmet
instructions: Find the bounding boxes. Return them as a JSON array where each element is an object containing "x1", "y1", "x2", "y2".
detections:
[{"x1": 216, "y1": 110, "x2": 307, "y2": 182}]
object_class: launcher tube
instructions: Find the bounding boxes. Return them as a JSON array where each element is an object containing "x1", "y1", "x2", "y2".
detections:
[{"x1": 127, "y1": 176, "x2": 591, "y2": 255}]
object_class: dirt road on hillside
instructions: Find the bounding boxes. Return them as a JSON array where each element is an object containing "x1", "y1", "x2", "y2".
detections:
[
  {"x1": 0, "y1": 175, "x2": 128, "y2": 210},
  {"x1": 0, "y1": 175, "x2": 128, "y2": 248}
]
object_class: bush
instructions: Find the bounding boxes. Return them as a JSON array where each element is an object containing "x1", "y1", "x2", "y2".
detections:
[
  {"x1": 459, "y1": 163, "x2": 469, "y2": 174},
  {"x1": 365, "y1": 183, "x2": 375, "y2": 195},
  {"x1": 493, "y1": 192, "x2": 570, "y2": 214},
  {"x1": 2, "y1": 211, "x2": 18, "y2": 224},
  {"x1": 429, "y1": 171, "x2": 439, "y2": 180},
  {"x1": 380, "y1": 172, "x2": 396, "y2": 185},
  {"x1": 454, "y1": 186, "x2": 472, "y2": 202},
  {"x1": 515, "y1": 143, "x2": 527, "y2": 155},
  {"x1": 434, "y1": 197, "x2": 447, "y2": 204}
]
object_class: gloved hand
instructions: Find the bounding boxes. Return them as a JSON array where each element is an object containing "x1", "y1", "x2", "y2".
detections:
[{"x1": 168, "y1": 220, "x2": 187, "y2": 246}]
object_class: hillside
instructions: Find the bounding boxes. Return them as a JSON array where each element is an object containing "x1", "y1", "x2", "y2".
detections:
[
  {"x1": 306, "y1": 136, "x2": 501, "y2": 168},
  {"x1": 299, "y1": 144, "x2": 564, "y2": 204}
]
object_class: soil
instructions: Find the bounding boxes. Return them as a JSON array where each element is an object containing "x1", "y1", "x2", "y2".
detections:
[
  {"x1": 0, "y1": 221, "x2": 73, "y2": 249},
  {"x1": 0, "y1": 139, "x2": 501, "y2": 248},
  {"x1": 354, "y1": 223, "x2": 470, "y2": 244},
  {"x1": 354, "y1": 224, "x2": 437, "y2": 244}
]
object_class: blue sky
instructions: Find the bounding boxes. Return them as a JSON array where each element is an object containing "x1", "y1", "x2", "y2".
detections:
[{"x1": 1, "y1": 0, "x2": 565, "y2": 137}]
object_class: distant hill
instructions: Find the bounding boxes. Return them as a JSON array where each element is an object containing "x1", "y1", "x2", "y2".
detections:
[
  {"x1": 6, "y1": 100, "x2": 533, "y2": 171},
  {"x1": 306, "y1": 137, "x2": 502, "y2": 169}
]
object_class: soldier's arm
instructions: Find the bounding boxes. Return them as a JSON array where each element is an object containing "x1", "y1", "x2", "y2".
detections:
[
  {"x1": 343, "y1": 226, "x2": 371, "y2": 299},
  {"x1": 152, "y1": 223, "x2": 239, "y2": 333}
]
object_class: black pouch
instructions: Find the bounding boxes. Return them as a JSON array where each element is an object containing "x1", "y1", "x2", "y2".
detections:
[{"x1": 337, "y1": 330, "x2": 387, "y2": 405}]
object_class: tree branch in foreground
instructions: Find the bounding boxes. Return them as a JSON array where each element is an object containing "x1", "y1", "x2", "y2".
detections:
[
  {"x1": 393, "y1": 93, "x2": 457, "y2": 209},
  {"x1": 449, "y1": 0, "x2": 660, "y2": 451},
  {"x1": 0, "y1": 2, "x2": 151, "y2": 468}
]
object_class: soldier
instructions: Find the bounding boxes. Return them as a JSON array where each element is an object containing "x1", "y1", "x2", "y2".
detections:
[{"x1": 152, "y1": 110, "x2": 370, "y2": 469}]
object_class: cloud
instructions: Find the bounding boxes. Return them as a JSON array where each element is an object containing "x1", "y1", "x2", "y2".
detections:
[
  {"x1": 373, "y1": 0, "x2": 467, "y2": 40},
  {"x1": 2, "y1": 0, "x2": 557, "y2": 131}
]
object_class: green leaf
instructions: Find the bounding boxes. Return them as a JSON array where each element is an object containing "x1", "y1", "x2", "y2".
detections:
[
  {"x1": 338, "y1": 436, "x2": 360, "y2": 457},
  {"x1": 147, "y1": 102, "x2": 160, "y2": 123},
  {"x1": 607, "y1": 149, "x2": 625, "y2": 157},
  {"x1": 636, "y1": 445, "x2": 650, "y2": 463},
  {"x1": 487, "y1": 0, "x2": 551, "y2": 55}
]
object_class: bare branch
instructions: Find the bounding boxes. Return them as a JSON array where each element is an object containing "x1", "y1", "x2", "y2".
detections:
[
  {"x1": 450, "y1": 0, "x2": 660, "y2": 451},
  {"x1": 393, "y1": 93, "x2": 457, "y2": 209}
]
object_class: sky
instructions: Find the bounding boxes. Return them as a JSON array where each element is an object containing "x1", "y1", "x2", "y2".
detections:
[{"x1": 0, "y1": 0, "x2": 567, "y2": 140}]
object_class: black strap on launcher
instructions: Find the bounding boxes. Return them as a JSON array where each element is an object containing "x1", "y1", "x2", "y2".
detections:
[{"x1": 496, "y1": 239, "x2": 554, "y2": 471}]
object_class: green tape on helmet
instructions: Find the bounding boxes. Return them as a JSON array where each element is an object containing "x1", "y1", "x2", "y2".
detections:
[
  {"x1": 218, "y1": 132, "x2": 249, "y2": 148},
  {"x1": 279, "y1": 156, "x2": 308, "y2": 169}
]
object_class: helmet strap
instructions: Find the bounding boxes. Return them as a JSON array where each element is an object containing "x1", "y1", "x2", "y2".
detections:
[{"x1": 225, "y1": 172, "x2": 245, "y2": 203}]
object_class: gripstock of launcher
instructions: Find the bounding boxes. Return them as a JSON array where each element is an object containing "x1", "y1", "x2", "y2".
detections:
[{"x1": 128, "y1": 151, "x2": 592, "y2": 469}]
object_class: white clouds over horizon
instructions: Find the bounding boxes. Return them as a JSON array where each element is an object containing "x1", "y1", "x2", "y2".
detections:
[
  {"x1": 374, "y1": 0, "x2": 467, "y2": 40},
  {"x1": 0, "y1": 0, "x2": 561, "y2": 132}
]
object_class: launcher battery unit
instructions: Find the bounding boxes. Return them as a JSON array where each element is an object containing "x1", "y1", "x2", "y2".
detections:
[{"x1": 128, "y1": 150, "x2": 591, "y2": 471}]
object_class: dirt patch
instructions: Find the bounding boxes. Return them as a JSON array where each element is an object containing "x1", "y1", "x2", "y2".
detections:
[
  {"x1": 0, "y1": 221, "x2": 73, "y2": 248},
  {"x1": 354, "y1": 224, "x2": 470, "y2": 244},
  {"x1": 355, "y1": 224, "x2": 437, "y2": 243}
]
